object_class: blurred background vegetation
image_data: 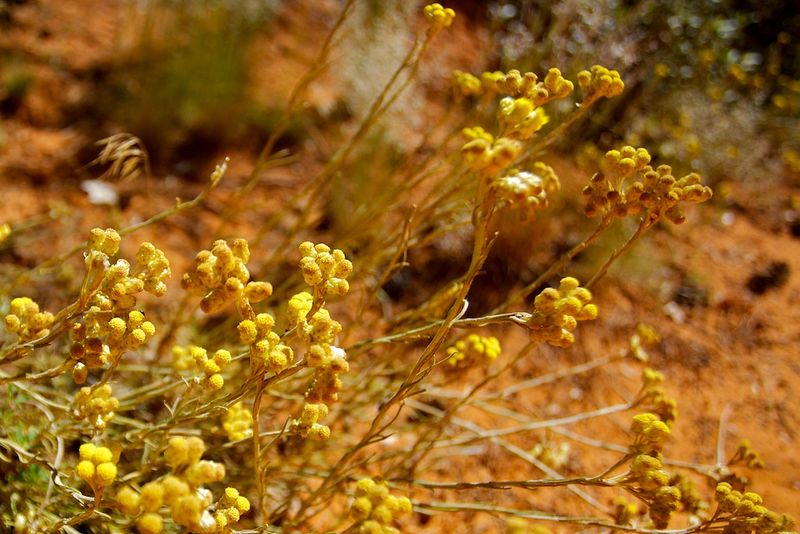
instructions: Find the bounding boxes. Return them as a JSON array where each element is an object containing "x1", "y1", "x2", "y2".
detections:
[{"x1": 1, "y1": 0, "x2": 798, "y2": 295}]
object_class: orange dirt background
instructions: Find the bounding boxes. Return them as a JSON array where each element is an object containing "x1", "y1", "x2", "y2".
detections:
[{"x1": 1, "y1": 0, "x2": 798, "y2": 531}]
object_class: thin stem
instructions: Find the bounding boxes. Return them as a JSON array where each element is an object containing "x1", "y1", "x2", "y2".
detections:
[
  {"x1": 496, "y1": 215, "x2": 613, "y2": 313},
  {"x1": 587, "y1": 215, "x2": 653, "y2": 288}
]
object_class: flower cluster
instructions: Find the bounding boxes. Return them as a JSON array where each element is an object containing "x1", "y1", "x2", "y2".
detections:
[
  {"x1": 88, "y1": 227, "x2": 121, "y2": 256},
  {"x1": 714, "y1": 483, "x2": 795, "y2": 533},
  {"x1": 627, "y1": 323, "x2": 661, "y2": 362},
  {"x1": 122, "y1": 436, "x2": 246, "y2": 533},
  {"x1": 498, "y1": 97, "x2": 549, "y2": 140},
  {"x1": 582, "y1": 147, "x2": 713, "y2": 223},
  {"x1": 576, "y1": 65, "x2": 625, "y2": 104},
  {"x1": 287, "y1": 290, "x2": 348, "y2": 402},
  {"x1": 298, "y1": 241, "x2": 353, "y2": 297},
  {"x1": 238, "y1": 312, "x2": 293, "y2": 374},
  {"x1": 729, "y1": 439, "x2": 765, "y2": 469},
  {"x1": 106, "y1": 310, "x2": 157, "y2": 352},
  {"x1": 69, "y1": 309, "x2": 156, "y2": 383},
  {"x1": 212, "y1": 487, "x2": 251, "y2": 532},
  {"x1": 222, "y1": 401, "x2": 253, "y2": 442},
  {"x1": 461, "y1": 127, "x2": 521, "y2": 175},
  {"x1": 181, "y1": 238, "x2": 272, "y2": 314},
  {"x1": 86, "y1": 229, "x2": 171, "y2": 310},
  {"x1": 452, "y1": 70, "x2": 481, "y2": 97},
  {"x1": 74, "y1": 383, "x2": 119, "y2": 431},
  {"x1": 165, "y1": 437, "x2": 224, "y2": 481},
  {"x1": 445, "y1": 334, "x2": 501, "y2": 368},
  {"x1": 480, "y1": 68, "x2": 574, "y2": 104},
  {"x1": 305, "y1": 343, "x2": 349, "y2": 403},
  {"x1": 174, "y1": 345, "x2": 233, "y2": 391},
  {"x1": 116, "y1": 482, "x2": 166, "y2": 533},
  {"x1": 493, "y1": 163, "x2": 560, "y2": 218},
  {"x1": 76, "y1": 442, "x2": 118, "y2": 490},
  {"x1": 638, "y1": 368, "x2": 678, "y2": 426},
  {"x1": 526, "y1": 277, "x2": 598, "y2": 347},
  {"x1": 623, "y1": 453, "x2": 681, "y2": 529},
  {"x1": 630, "y1": 413, "x2": 671, "y2": 454},
  {"x1": 530, "y1": 440, "x2": 571, "y2": 470},
  {"x1": 135, "y1": 242, "x2": 171, "y2": 297},
  {"x1": 117, "y1": 472, "x2": 248, "y2": 534},
  {"x1": 423, "y1": 3, "x2": 455, "y2": 31},
  {"x1": 4, "y1": 296, "x2": 54, "y2": 342},
  {"x1": 290, "y1": 402, "x2": 331, "y2": 441},
  {"x1": 350, "y1": 478, "x2": 413, "y2": 534}
]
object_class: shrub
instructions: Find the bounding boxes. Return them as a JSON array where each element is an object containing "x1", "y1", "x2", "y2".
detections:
[{"x1": 0, "y1": 3, "x2": 793, "y2": 534}]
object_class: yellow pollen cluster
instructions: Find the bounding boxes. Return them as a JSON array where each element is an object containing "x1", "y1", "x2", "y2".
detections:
[
  {"x1": 298, "y1": 242, "x2": 353, "y2": 297},
  {"x1": 493, "y1": 163, "x2": 560, "y2": 217},
  {"x1": 583, "y1": 147, "x2": 713, "y2": 222},
  {"x1": 146, "y1": 436, "x2": 242, "y2": 532},
  {"x1": 116, "y1": 481, "x2": 166, "y2": 533},
  {"x1": 305, "y1": 343, "x2": 349, "y2": 403},
  {"x1": 530, "y1": 440, "x2": 571, "y2": 470},
  {"x1": 639, "y1": 370, "x2": 678, "y2": 426},
  {"x1": 445, "y1": 334, "x2": 501, "y2": 367},
  {"x1": 173, "y1": 345, "x2": 232, "y2": 389},
  {"x1": 107, "y1": 310, "x2": 156, "y2": 350},
  {"x1": 74, "y1": 384, "x2": 119, "y2": 431},
  {"x1": 135, "y1": 242, "x2": 172, "y2": 297},
  {"x1": 213, "y1": 487, "x2": 251, "y2": 531},
  {"x1": 291, "y1": 402, "x2": 331, "y2": 441},
  {"x1": 99, "y1": 258, "x2": 146, "y2": 309},
  {"x1": 576, "y1": 65, "x2": 625, "y2": 104},
  {"x1": 628, "y1": 323, "x2": 661, "y2": 361},
  {"x1": 350, "y1": 478, "x2": 413, "y2": 534},
  {"x1": 222, "y1": 401, "x2": 253, "y2": 442},
  {"x1": 731, "y1": 439, "x2": 765, "y2": 469},
  {"x1": 76, "y1": 442, "x2": 118, "y2": 489},
  {"x1": 480, "y1": 68, "x2": 574, "y2": 104},
  {"x1": 452, "y1": 70, "x2": 482, "y2": 97},
  {"x1": 238, "y1": 313, "x2": 293, "y2": 373},
  {"x1": 498, "y1": 97, "x2": 549, "y2": 140},
  {"x1": 182, "y1": 238, "x2": 272, "y2": 314},
  {"x1": 714, "y1": 483, "x2": 794, "y2": 533},
  {"x1": 165, "y1": 436, "x2": 208, "y2": 470},
  {"x1": 288, "y1": 292, "x2": 342, "y2": 344},
  {"x1": 4, "y1": 296, "x2": 54, "y2": 342},
  {"x1": 461, "y1": 128, "x2": 522, "y2": 175},
  {"x1": 526, "y1": 277, "x2": 598, "y2": 347},
  {"x1": 622, "y1": 454, "x2": 681, "y2": 529},
  {"x1": 423, "y1": 3, "x2": 455, "y2": 30},
  {"x1": 69, "y1": 309, "x2": 155, "y2": 383},
  {"x1": 630, "y1": 413, "x2": 671, "y2": 453},
  {"x1": 88, "y1": 227, "x2": 122, "y2": 256},
  {"x1": 86, "y1": 229, "x2": 171, "y2": 310}
]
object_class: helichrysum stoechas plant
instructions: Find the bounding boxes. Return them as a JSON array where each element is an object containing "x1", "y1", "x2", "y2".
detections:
[{"x1": 3, "y1": 3, "x2": 795, "y2": 534}]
